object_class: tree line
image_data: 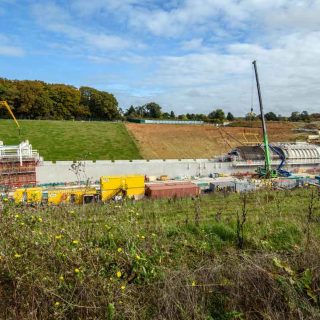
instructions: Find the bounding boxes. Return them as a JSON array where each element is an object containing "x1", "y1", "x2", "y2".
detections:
[
  {"x1": 125, "y1": 103, "x2": 234, "y2": 123},
  {"x1": 1, "y1": 77, "x2": 318, "y2": 123},
  {"x1": 245, "y1": 110, "x2": 320, "y2": 122},
  {"x1": 126, "y1": 103, "x2": 320, "y2": 123},
  {"x1": 0, "y1": 78, "x2": 121, "y2": 120}
]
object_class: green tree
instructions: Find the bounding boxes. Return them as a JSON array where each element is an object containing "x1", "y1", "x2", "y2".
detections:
[
  {"x1": 178, "y1": 114, "x2": 187, "y2": 120},
  {"x1": 265, "y1": 112, "x2": 278, "y2": 121},
  {"x1": 208, "y1": 108, "x2": 225, "y2": 123},
  {"x1": 0, "y1": 78, "x2": 19, "y2": 113},
  {"x1": 80, "y1": 87, "x2": 120, "y2": 120},
  {"x1": 125, "y1": 105, "x2": 137, "y2": 117},
  {"x1": 226, "y1": 112, "x2": 234, "y2": 121},
  {"x1": 49, "y1": 84, "x2": 80, "y2": 119},
  {"x1": 289, "y1": 111, "x2": 301, "y2": 122},
  {"x1": 162, "y1": 112, "x2": 170, "y2": 119},
  {"x1": 300, "y1": 111, "x2": 310, "y2": 122},
  {"x1": 170, "y1": 110, "x2": 175, "y2": 118},
  {"x1": 143, "y1": 102, "x2": 162, "y2": 118},
  {"x1": 0, "y1": 78, "x2": 121, "y2": 120}
]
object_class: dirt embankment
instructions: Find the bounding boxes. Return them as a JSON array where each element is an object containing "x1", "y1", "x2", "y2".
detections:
[{"x1": 126, "y1": 122, "x2": 301, "y2": 159}]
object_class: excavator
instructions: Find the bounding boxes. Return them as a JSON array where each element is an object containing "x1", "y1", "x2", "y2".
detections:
[{"x1": 0, "y1": 100, "x2": 20, "y2": 131}]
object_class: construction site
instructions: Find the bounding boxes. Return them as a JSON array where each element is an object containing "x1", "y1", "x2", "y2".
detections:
[{"x1": 1, "y1": 61, "x2": 320, "y2": 205}]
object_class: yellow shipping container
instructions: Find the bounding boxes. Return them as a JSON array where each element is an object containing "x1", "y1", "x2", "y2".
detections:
[
  {"x1": 100, "y1": 176, "x2": 124, "y2": 190},
  {"x1": 47, "y1": 188, "x2": 97, "y2": 205},
  {"x1": 125, "y1": 175, "x2": 145, "y2": 199},
  {"x1": 100, "y1": 175, "x2": 145, "y2": 201},
  {"x1": 13, "y1": 187, "x2": 42, "y2": 204}
]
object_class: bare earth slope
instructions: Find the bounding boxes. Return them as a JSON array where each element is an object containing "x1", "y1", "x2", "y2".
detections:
[{"x1": 126, "y1": 122, "x2": 301, "y2": 159}]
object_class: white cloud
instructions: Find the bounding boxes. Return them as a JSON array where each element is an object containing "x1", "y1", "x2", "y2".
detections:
[
  {"x1": 32, "y1": 2, "x2": 133, "y2": 51},
  {"x1": 181, "y1": 38, "x2": 204, "y2": 51},
  {"x1": 112, "y1": 29, "x2": 320, "y2": 115},
  {"x1": 25, "y1": 1, "x2": 320, "y2": 115},
  {"x1": 0, "y1": 45, "x2": 24, "y2": 57},
  {"x1": 0, "y1": 34, "x2": 24, "y2": 56},
  {"x1": 67, "y1": 0, "x2": 320, "y2": 39}
]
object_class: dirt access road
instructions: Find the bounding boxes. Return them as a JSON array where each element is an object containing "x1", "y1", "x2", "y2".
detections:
[{"x1": 126, "y1": 122, "x2": 302, "y2": 159}]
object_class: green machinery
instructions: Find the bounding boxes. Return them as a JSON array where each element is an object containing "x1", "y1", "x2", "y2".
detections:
[{"x1": 252, "y1": 61, "x2": 278, "y2": 178}]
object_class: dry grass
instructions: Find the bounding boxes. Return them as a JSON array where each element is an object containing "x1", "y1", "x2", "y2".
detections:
[
  {"x1": 0, "y1": 187, "x2": 319, "y2": 319},
  {"x1": 126, "y1": 122, "x2": 302, "y2": 159}
]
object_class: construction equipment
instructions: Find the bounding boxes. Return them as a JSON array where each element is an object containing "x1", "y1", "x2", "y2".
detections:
[
  {"x1": 252, "y1": 60, "x2": 277, "y2": 178},
  {"x1": 268, "y1": 145, "x2": 291, "y2": 177},
  {"x1": 0, "y1": 101, "x2": 20, "y2": 131},
  {"x1": 100, "y1": 175, "x2": 145, "y2": 201},
  {"x1": 11, "y1": 174, "x2": 146, "y2": 205}
]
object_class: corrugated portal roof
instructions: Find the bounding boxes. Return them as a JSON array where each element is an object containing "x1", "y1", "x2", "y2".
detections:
[{"x1": 232, "y1": 145, "x2": 281, "y2": 161}]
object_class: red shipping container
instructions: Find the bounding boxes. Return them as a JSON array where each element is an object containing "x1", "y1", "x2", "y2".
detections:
[{"x1": 145, "y1": 182, "x2": 200, "y2": 199}]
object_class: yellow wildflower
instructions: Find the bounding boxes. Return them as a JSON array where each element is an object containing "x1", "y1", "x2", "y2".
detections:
[
  {"x1": 59, "y1": 275, "x2": 64, "y2": 281},
  {"x1": 117, "y1": 248, "x2": 123, "y2": 253},
  {"x1": 135, "y1": 255, "x2": 141, "y2": 260},
  {"x1": 55, "y1": 235, "x2": 63, "y2": 240},
  {"x1": 69, "y1": 210, "x2": 75, "y2": 214},
  {"x1": 140, "y1": 235, "x2": 145, "y2": 240},
  {"x1": 120, "y1": 285, "x2": 126, "y2": 291},
  {"x1": 116, "y1": 271, "x2": 122, "y2": 278},
  {"x1": 72, "y1": 240, "x2": 79, "y2": 245},
  {"x1": 54, "y1": 301, "x2": 60, "y2": 307},
  {"x1": 15, "y1": 214, "x2": 20, "y2": 219},
  {"x1": 74, "y1": 268, "x2": 80, "y2": 274},
  {"x1": 151, "y1": 233, "x2": 156, "y2": 237},
  {"x1": 14, "y1": 253, "x2": 22, "y2": 258},
  {"x1": 38, "y1": 217, "x2": 43, "y2": 222},
  {"x1": 20, "y1": 222, "x2": 25, "y2": 226},
  {"x1": 191, "y1": 281, "x2": 196, "y2": 287}
]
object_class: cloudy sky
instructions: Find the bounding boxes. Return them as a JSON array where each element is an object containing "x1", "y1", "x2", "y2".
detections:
[{"x1": 0, "y1": 0, "x2": 319, "y2": 115}]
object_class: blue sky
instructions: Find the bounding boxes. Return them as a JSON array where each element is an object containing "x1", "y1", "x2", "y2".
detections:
[{"x1": 1, "y1": 0, "x2": 320, "y2": 115}]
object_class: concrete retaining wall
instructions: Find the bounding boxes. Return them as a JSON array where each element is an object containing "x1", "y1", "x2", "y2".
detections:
[
  {"x1": 36, "y1": 159, "x2": 320, "y2": 184},
  {"x1": 36, "y1": 159, "x2": 237, "y2": 184}
]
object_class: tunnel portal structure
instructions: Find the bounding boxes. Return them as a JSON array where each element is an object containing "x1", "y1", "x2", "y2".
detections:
[{"x1": 229, "y1": 142, "x2": 320, "y2": 163}]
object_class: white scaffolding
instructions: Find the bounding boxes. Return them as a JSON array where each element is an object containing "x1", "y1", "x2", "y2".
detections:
[{"x1": 0, "y1": 140, "x2": 41, "y2": 165}]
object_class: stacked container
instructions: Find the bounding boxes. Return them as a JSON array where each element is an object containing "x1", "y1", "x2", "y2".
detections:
[
  {"x1": 145, "y1": 182, "x2": 199, "y2": 199},
  {"x1": 100, "y1": 175, "x2": 145, "y2": 201}
]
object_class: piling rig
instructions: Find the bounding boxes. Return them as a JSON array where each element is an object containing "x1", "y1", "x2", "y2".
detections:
[{"x1": 252, "y1": 60, "x2": 278, "y2": 178}]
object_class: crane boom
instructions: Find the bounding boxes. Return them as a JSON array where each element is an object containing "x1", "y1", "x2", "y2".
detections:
[
  {"x1": 252, "y1": 60, "x2": 276, "y2": 178},
  {"x1": 0, "y1": 100, "x2": 20, "y2": 128}
]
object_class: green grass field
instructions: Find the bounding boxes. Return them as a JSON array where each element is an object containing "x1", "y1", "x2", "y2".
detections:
[
  {"x1": 1, "y1": 187, "x2": 319, "y2": 319},
  {"x1": 0, "y1": 120, "x2": 142, "y2": 160}
]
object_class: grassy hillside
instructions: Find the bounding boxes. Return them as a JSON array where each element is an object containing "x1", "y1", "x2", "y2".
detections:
[
  {"x1": 1, "y1": 187, "x2": 319, "y2": 319},
  {"x1": 0, "y1": 120, "x2": 141, "y2": 160}
]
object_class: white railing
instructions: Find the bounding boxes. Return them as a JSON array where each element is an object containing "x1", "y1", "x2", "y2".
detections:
[{"x1": 0, "y1": 141, "x2": 40, "y2": 165}]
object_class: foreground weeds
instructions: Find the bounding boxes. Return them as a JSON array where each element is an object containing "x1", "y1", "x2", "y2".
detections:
[{"x1": 0, "y1": 188, "x2": 319, "y2": 319}]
